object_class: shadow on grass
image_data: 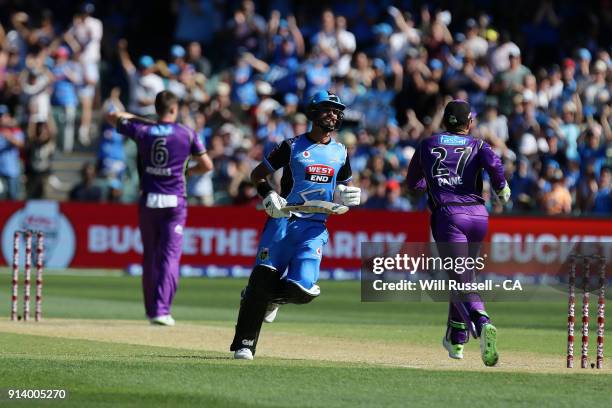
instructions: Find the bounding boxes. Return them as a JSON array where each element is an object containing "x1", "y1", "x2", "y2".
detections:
[{"x1": 144, "y1": 355, "x2": 232, "y2": 360}]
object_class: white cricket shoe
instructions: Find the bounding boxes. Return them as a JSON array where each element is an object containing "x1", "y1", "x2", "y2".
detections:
[
  {"x1": 150, "y1": 315, "x2": 176, "y2": 326},
  {"x1": 264, "y1": 303, "x2": 279, "y2": 323},
  {"x1": 442, "y1": 336, "x2": 464, "y2": 359},
  {"x1": 234, "y1": 348, "x2": 254, "y2": 360}
]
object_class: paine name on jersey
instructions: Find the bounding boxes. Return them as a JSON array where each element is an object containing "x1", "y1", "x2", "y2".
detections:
[{"x1": 436, "y1": 175, "x2": 463, "y2": 186}]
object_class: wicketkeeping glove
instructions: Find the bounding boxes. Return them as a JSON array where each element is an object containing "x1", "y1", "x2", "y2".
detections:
[
  {"x1": 335, "y1": 184, "x2": 361, "y2": 206},
  {"x1": 263, "y1": 191, "x2": 289, "y2": 218},
  {"x1": 496, "y1": 184, "x2": 511, "y2": 204}
]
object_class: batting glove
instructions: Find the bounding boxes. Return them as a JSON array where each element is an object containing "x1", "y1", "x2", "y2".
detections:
[
  {"x1": 335, "y1": 184, "x2": 361, "y2": 206},
  {"x1": 263, "y1": 191, "x2": 289, "y2": 218},
  {"x1": 496, "y1": 184, "x2": 511, "y2": 204}
]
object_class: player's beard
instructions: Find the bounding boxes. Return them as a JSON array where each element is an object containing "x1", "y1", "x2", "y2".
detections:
[{"x1": 316, "y1": 114, "x2": 339, "y2": 132}]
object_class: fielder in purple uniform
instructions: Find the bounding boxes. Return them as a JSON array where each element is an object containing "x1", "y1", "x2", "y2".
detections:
[
  {"x1": 407, "y1": 100, "x2": 510, "y2": 366},
  {"x1": 107, "y1": 91, "x2": 213, "y2": 326}
]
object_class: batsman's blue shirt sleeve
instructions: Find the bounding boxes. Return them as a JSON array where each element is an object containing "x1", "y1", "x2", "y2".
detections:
[{"x1": 263, "y1": 140, "x2": 291, "y2": 171}]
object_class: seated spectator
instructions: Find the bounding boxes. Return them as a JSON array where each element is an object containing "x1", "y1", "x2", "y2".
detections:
[
  {"x1": 233, "y1": 180, "x2": 258, "y2": 206},
  {"x1": 384, "y1": 179, "x2": 412, "y2": 211},
  {"x1": 592, "y1": 167, "x2": 611, "y2": 214},
  {"x1": 578, "y1": 125, "x2": 607, "y2": 177},
  {"x1": 542, "y1": 170, "x2": 572, "y2": 214},
  {"x1": 70, "y1": 162, "x2": 103, "y2": 202},
  {"x1": 363, "y1": 176, "x2": 387, "y2": 209},
  {"x1": 510, "y1": 157, "x2": 537, "y2": 211},
  {"x1": 106, "y1": 178, "x2": 123, "y2": 203}
]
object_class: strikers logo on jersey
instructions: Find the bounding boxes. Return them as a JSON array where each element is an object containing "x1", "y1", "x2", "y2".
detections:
[{"x1": 305, "y1": 164, "x2": 335, "y2": 183}]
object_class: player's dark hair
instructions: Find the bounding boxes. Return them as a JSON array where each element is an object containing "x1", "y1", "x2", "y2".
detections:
[
  {"x1": 155, "y1": 91, "x2": 179, "y2": 116},
  {"x1": 443, "y1": 100, "x2": 472, "y2": 133}
]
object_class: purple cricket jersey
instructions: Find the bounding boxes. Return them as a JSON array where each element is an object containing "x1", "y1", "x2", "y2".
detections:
[
  {"x1": 117, "y1": 119, "x2": 206, "y2": 197},
  {"x1": 407, "y1": 132, "x2": 506, "y2": 210}
]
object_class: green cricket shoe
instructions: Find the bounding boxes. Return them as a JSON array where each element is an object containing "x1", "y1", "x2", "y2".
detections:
[
  {"x1": 442, "y1": 336, "x2": 464, "y2": 359},
  {"x1": 480, "y1": 323, "x2": 499, "y2": 366}
]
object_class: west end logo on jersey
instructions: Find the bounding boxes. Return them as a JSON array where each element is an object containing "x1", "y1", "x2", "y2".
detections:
[
  {"x1": 305, "y1": 164, "x2": 335, "y2": 183},
  {"x1": 440, "y1": 135, "x2": 467, "y2": 145}
]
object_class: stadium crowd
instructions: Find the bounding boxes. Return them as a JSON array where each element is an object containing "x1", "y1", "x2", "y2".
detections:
[{"x1": 0, "y1": 0, "x2": 610, "y2": 215}]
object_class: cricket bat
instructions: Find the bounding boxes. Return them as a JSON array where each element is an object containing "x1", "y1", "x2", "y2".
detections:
[
  {"x1": 282, "y1": 200, "x2": 349, "y2": 215},
  {"x1": 257, "y1": 200, "x2": 349, "y2": 215}
]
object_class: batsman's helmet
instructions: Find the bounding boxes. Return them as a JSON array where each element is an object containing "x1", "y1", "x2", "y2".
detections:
[{"x1": 306, "y1": 90, "x2": 346, "y2": 131}]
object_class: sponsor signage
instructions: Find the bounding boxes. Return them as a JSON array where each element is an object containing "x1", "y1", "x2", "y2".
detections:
[{"x1": 0, "y1": 202, "x2": 609, "y2": 277}]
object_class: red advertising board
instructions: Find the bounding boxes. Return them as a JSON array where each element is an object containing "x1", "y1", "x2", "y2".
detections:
[
  {"x1": 0, "y1": 201, "x2": 429, "y2": 269},
  {"x1": 0, "y1": 200, "x2": 609, "y2": 270}
]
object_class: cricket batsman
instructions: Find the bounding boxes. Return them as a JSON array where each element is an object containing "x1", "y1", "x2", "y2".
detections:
[
  {"x1": 107, "y1": 90, "x2": 213, "y2": 326},
  {"x1": 407, "y1": 99, "x2": 511, "y2": 366},
  {"x1": 230, "y1": 91, "x2": 360, "y2": 360}
]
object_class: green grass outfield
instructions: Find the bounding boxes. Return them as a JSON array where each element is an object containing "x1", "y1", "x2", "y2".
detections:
[{"x1": 0, "y1": 271, "x2": 610, "y2": 407}]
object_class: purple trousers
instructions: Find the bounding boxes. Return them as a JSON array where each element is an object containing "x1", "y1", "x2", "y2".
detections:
[
  {"x1": 138, "y1": 199, "x2": 187, "y2": 318},
  {"x1": 431, "y1": 205, "x2": 489, "y2": 342}
]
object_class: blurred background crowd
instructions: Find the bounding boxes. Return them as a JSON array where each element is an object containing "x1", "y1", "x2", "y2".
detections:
[{"x1": 0, "y1": 0, "x2": 610, "y2": 215}]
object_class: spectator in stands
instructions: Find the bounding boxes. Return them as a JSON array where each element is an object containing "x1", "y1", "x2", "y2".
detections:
[
  {"x1": 65, "y1": 3, "x2": 102, "y2": 146},
  {"x1": 69, "y1": 162, "x2": 103, "y2": 202},
  {"x1": 384, "y1": 179, "x2": 412, "y2": 211},
  {"x1": 311, "y1": 9, "x2": 338, "y2": 63},
  {"x1": 186, "y1": 41, "x2": 212, "y2": 78},
  {"x1": 227, "y1": 0, "x2": 266, "y2": 59},
  {"x1": 20, "y1": 51, "x2": 52, "y2": 128},
  {"x1": 493, "y1": 49, "x2": 531, "y2": 116},
  {"x1": 578, "y1": 125, "x2": 607, "y2": 177},
  {"x1": 106, "y1": 178, "x2": 123, "y2": 203},
  {"x1": 97, "y1": 87, "x2": 126, "y2": 182},
  {"x1": 509, "y1": 157, "x2": 536, "y2": 211},
  {"x1": 592, "y1": 167, "x2": 611, "y2": 214},
  {"x1": 463, "y1": 18, "x2": 488, "y2": 60},
  {"x1": 0, "y1": 1, "x2": 608, "y2": 216},
  {"x1": 117, "y1": 39, "x2": 164, "y2": 117},
  {"x1": 24, "y1": 121, "x2": 54, "y2": 199},
  {"x1": 50, "y1": 46, "x2": 79, "y2": 152},
  {"x1": 542, "y1": 170, "x2": 572, "y2": 214},
  {"x1": 230, "y1": 50, "x2": 268, "y2": 108},
  {"x1": 233, "y1": 180, "x2": 258, "y2": 206},
  {"x1": 0, "y1": 105, "x2": 24, "y2": 200}
]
